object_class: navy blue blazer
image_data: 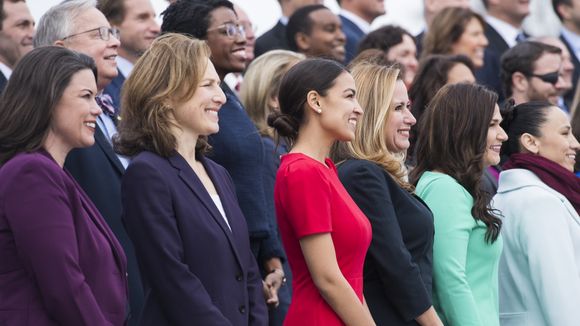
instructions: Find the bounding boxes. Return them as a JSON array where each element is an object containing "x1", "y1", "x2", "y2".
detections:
[
  {"x1": 254, "y1": 21, "x2": 289, "y2": 58},
  {"x1": 340, "y1": 14, "x2": 365, "y2": 64},
  {"x1": 103, "y1": 69, "x2": 126, "y2": 112},
  {"x1": 560, "y1": 34, "x2": 580, "y2": 109},
  {"x1": 0, "y1": 70, "x2": 7, "y2": 94},
  {"x1": 121, "y1": 151, "x2": 268, "y2": 326}
]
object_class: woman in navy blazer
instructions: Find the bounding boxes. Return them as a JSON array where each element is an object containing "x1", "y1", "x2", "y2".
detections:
[
  {"x1": 115, "y1": 34, "x2": 268, "y2": 326},
  {"x1": 0, "y1": 47, "x2": 128, "y2": 325}
]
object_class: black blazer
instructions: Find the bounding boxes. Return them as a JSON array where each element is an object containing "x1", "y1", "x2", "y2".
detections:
[
  {"x1": 340, "y1": 14, "x2": 365, "y2": 64},
  {"x1": 121, "y1": 151, "x2": 268, "y2": 326},
  {"x1": 0, "y1": 70, "x2": 7, "y2": 93},
  {"x1": 338, "y1": 159, "x2": 434, "y2": 325},
  {"x1": 485, "y1": 22, "x2": 510, "y2": 56},
  {"x1": 254, "y1": 21, "x2": 289, "y2": 58},
  {"x1": 560, "y1": 34, "x2": 580, "y2": 109},
  {"x1": 103, "y1": 69, "x2": 126, "y2": 111}
]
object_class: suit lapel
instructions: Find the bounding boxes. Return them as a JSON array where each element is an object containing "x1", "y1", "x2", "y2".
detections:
[{"x1": 94, "y1": 125, "x2": 125, "y2": 174}]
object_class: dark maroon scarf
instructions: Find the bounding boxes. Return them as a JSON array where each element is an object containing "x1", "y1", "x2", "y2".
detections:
[{"x1": 503, "y1": 153, "x2": 580, "y2": 215}]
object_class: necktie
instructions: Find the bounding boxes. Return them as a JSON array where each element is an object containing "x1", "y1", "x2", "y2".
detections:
[
  {"x1": 515, "y1": 32, "x2": 526, "y2": 43},
  {"x1": 95, "y1": 94, "x2": 118, "y2": 125}
]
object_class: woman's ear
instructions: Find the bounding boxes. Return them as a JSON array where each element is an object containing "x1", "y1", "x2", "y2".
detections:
[
  {"x1": 520, "y1": 132, "x2": 539, "y2": 154},
  {"x1": 306, "y1": 90, "x2": 322, "y2": 114}
]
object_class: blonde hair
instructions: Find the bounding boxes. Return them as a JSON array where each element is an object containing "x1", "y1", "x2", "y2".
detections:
[
  {"x1": 239, "y1": 50, "x2": 305, "y2": 138},
  {"x1": 346, "y1": 62, "x2": 412, "y2": 190},
  {"x1": 114, "y1": 33, "x2": 211, "y2": 157}
]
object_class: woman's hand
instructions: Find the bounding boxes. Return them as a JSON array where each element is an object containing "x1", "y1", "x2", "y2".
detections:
[{"x1": 263, "y1": 268, "x2": 285, "y2": 308}]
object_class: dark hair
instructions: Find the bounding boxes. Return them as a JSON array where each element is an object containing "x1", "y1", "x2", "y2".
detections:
[
  {"x1": 357, "y1": 25, "x2": 414, "y2": 55},
  {"x1": 573, "y1": 104, "x2": 580, "y2": 172},
  {"x1": 97, "y1": 0, "x2": 125, "y2": 25},
  {"x1": 286, "y1": 4, "x2": 327, "y2": 51},
  {"x1": 0, "y1": 0, "x2": 5, "y2": 27},
  {"x1": 268, "y1": 58, "x2": 347, "y2": 146},
  {"x1": 0, "y1": 46, "x2": 97, "y2": 164},
  {"x1": 408, "y1": 54, "x2": 475, "y2": 162},
  {"x1": 500, "y1": 101, "x2": 552, "y2": 158},
  {"x1": 410, "y1": 83, "x2": 502, "y2": 243},
  {"x1": 501, "y1": 41, "x2": 562, "y2": 98},
  {"x1": 422, "y1": 7, "x2": 485, "y2": 59},
  {"x1": 552, "y1": 0, "x2": 571, "y2": 21},
  {"x1": 161, "y1": 0, "x2": 234, "y2": 39}
]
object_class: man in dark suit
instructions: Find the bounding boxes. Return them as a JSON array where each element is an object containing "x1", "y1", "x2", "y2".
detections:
[
  {"x1": 0, "y1": 0, "x2": 34, "y2": 92},
  {"x1": 34, "y1": 1, "x2": 143, "y2": 324},
  {"x1": 98, "y1": 0, "x2": 160, "y2": 109},
  {"x1": 477, "y1": 0, "x2": 530, "y2": 101},
  {"x1": 336, "y1": 0, "x2": 385, "y2": 63},
  {"x1": 553, "y1": 0, "x2": 580, "y2": 110},
  {"x1": 415, "y1": 0, "x2": 470, "y2": 56},
  {"x1": 254, "y1": 0, "x2": 322, "y2": 58}
]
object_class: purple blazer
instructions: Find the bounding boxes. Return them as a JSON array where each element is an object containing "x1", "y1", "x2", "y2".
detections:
[{"x1": 0, "y1": 150, "x2": 128, "y2": 326}]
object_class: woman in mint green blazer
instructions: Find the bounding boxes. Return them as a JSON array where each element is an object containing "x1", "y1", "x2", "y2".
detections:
[{"x1": 409, "y1": 83, "x2": 508, "y2": 326}]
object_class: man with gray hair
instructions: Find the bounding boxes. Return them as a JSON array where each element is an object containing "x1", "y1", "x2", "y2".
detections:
[{"x1": 35, "y1": 1, "x2": 143, "y2": 324}]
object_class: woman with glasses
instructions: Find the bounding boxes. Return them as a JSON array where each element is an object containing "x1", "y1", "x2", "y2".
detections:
[
  {"x1": 0, "y1": 46, "x2": 128, "y2": 325},
  {"x1": 493, "y1": 102, "x2": 580, "y2": 326}
]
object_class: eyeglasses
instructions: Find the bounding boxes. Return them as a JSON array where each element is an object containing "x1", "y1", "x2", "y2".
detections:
[
  {"x1": 527, "y1": 71, "x2": 560, "y2": 85},
  {"x1": 62, "y1": 26, "x2": 120, "y2": 41},
  {"x1": 207, "y1": 23, "x2": 245, "y2": 39}
]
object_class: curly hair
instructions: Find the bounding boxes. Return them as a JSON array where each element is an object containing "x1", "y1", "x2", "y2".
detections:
[{"x1": 161, "y1": 0, "x2": 234, "y2": 39}]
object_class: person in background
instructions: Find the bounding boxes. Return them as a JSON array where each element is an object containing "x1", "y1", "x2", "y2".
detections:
[
  {"x1": 240, "y1": 49, "x2": 305, "y2": 325},
  {"x1": 336, "y1": 62, "x2": 443, "y2": 326},
  {"x1": 269, "y1": 58, "x2": 375, "y2": 325},
  {"x1": 494, "y1": 101, "x2": 580, "y2": 326},
  {"x1": 224, "y1": 3, "x2": 255, "y2": 95},
  {"x1": 357, "y1": 25, "x2": 419, "y2": 88},
  {"x1": 572, "y1": 100, "x2": 580, "y2": 175},
  {"x1": 115, "y1": 33, "x2": 267, "y2": 326},
  {"x1": 0, "y1": 46, "x2": 127, "y2": 326},
  {"x1": 336, "y1": 0, "x2": 385, "y2": 63},
  {"x1": 410, "y1": 83, "x2": 507, "y2": 326},
  {"x1": 553, "y1": 0, "x2": 580, "y2": 109},
  {"x1": 286, "y1": 5, "x2": 346, "y2": 63},
  {"x1": 415, "y1": 0, "x2": 470, "y2": 55},
  {"x1": 0, "y1": 0, "x2": 34, "y2": 91}
]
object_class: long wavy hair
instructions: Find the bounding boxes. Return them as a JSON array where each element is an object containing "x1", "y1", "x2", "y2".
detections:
[{"x1": 410, "y1": 83, "x2": 502, "y2": 243}]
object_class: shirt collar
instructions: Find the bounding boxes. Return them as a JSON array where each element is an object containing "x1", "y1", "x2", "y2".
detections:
[
  {"x1": 116, "y1": 56, "x2": 134, "y2": 79},
  {"x1": 0, "y1": 61, "x2": 12, "y2": 79},
  {"x1": 486, "y1": 15, "x2": 522, "y2": 48},
  {"x1": 279, "y1": 16, "x2": 289, "y2": 26},
  {"x1": 561, "y1": 26, "x2": 580, "y2": 54},
  {"x1": 339, "y1": 9, "x2": 371, "y2": 34}
]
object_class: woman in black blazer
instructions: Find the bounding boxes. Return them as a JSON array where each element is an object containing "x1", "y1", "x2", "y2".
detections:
[
  {"x1": 335, "y1": 60, "x2": 442, "y2": 326},
  {"x1": 114, "y1": 34, "x2": 267, "y2": 325}
]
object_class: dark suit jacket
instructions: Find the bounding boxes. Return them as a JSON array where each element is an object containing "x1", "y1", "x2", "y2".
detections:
[
  {"x1": 103, "y1": 69, "x2": 126, "y2": 112},
  {"x1": 0, "y1": 70, "x2": 7, "y2": 93},
  {"x1": 340, "y1": 14, "x2": 365, "y2": 64},
  {"x1": 560, "y1": 33, "x2": 580, "y2": 109},
  {"x1": 121, "y1": 151, "x2": 268, "y2": 326},
  {"x1": 476, "y1": 23, "x2": 511, "y2": 101},
  {"x1": 485, "y1": 22, "x2": 510, "y2": 56},
  {"x1": 254, "y1": 21, "x2": 289, "y2": 58},
  {"x1": 0, "y1": 150, "x2": 128, "y2": 326},
  {"x1": 338, "y1": 159, "x2": 434, "y2": 325},
  {"x1": 65, "y1": 125, "x2": 144, "y2": 325},
  {"x1": 415, "y1": 30, "x2": 425, "y2": 57}
]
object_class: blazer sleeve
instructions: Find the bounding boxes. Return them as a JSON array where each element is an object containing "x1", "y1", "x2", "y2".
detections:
[
  {"x1": 121, "y1": 160, "x2": 233, "y2": 326},
  {"x1": 340, "y1": 162, "x2": 431, "y2": 321},
  {"x1": 420, "y1": 177, "x2": 483, "y2": 326},
  {"x1": 4, "y1": 161, "x2": 113, "y2": 326},
  {"x1": 518, "y1": 191, "x2": 580, "y2": 326}
]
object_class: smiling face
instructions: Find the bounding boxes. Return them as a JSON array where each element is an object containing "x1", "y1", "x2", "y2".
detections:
[
  {"x1": 384, "y1": 80, "x2": 416, "y2": 153},
  {"x1": 62, "y1": 8, "x2": 120, "y2": 91},
  {"x1": 300, "y1": 9, "x2": 346, "y2": 62},
  {"x1": 526, "y1": 52, "x2": 563, "y2": 104},
  {"x1": 446, "y1": 62, "x2": 476, "y2": 84},
  {"x1": 317, "y1": 71, "x2": 362, "y2": 142},
  {"x1": 484, "y1": 104, "x2": 508, "y2": 167},
  {"x1": 450, "y1": 18, "x2": 488, "y2": 68},
  {"x1": 47, "y1": 69, "x2": 101, "y2": 155},
  {"x1": 205, "y1": 6, "x2": 247, "y2": 79},
  {"x1": 172, "y1": 58, "x2": 226, "y2": 139},
  {"x1": 117, "y1": 0, "x2": 160, "y2": 62},
  {"x1": 2, "y1": 1, "x2": 34, "y2": 61},
  {"x1": 386, "y1": 34, "x2": 418, "y2": 87},
  {"x1": 531, "y1": 106, "x2": 580, "y2": 172}
]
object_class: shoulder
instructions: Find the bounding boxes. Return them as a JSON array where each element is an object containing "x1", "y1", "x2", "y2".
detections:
[
  {"x1": 338, "y1": 158, "x2": 385, "y2": 180},
  {"x1": 1, "y1": 151, "x2": 63, "y2": 180},
  {"x1": 416, "y1": 172, "x2": 471, "y2": 201},
  {"x1": 279, "y1": 154, "x2": 330, "y2": 184}
]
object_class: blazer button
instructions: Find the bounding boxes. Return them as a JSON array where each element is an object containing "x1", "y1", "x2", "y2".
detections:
[
  {"x1": 236, "y1": 274, "x2": 243, "y2": 281},
  {"x1": 239, "y1": 305, "x2": 246, "y2": 314}
]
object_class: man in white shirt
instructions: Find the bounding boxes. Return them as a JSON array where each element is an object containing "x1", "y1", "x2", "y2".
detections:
[
  {"x1": 0, "y1": 0, "x2": 34, "y2": 91},
  {"x1": 336, "y1": 0, "x2": 385, "y2": 63},
  {"x1": 553, "y1": 0, "x2": 580, "y2": 109}
]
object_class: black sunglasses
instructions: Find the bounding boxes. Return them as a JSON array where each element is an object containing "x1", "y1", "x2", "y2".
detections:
[{"x1": 527, "y1": 71, "x2": 560, "y2": 85}]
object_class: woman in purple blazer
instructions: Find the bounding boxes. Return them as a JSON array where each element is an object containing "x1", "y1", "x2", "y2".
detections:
[
  {"x1": 114, "y1": 34, "x2": 268, "y2": 326},
  {"x1": 0, "y1": 47, "x2": 128, "y2": 325}
]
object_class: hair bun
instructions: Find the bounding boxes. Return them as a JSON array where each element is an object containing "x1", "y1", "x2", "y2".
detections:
[
  {"x1": 267, "y1": 111, "x2": 299, "y2": 139},
  {"x1": 500, "y1": 98, "x2": 517, "y2": 133}
]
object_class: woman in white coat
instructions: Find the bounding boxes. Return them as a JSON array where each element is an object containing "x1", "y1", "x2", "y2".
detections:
[{"x1": 493, "y1": 101, "x2": 580, "y2": 326}]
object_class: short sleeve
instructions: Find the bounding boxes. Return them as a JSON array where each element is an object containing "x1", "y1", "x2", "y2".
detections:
[{"x1": 280, "y1": 161, "x2": 332, "y2": 238}]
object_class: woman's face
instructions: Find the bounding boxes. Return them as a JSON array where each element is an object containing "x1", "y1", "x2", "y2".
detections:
[
  {"x1": 532, "y1": 106, "x2": 580, "y2": 172},
  {"x1": 450, "y1": 18, "x2": 488, "y2": 68},
  {"x1": 317, "y1": 71, "x2": 363, "y2": 142},
  {"x1": 384, "y1": 80, "x2": 416, "y2": 153},
  {"x1": 386, "y1": 34, "x2": 418, "y2": 87},
  {"x1": 173, "y1": 58, "x2": 226, "y2": 138},
  {"x1": 446, "y1": 63, "x2": 476, "y2": 85},
  {"x1": 483, "y1": 104, "x2": 508, "y2": 167},
  {"x1": 47, "y1": 69, "x2": 101, "y2": 153}
]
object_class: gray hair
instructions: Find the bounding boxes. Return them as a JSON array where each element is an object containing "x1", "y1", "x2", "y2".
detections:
[{"x1": 33, "y1": 0, "x2": 96, "y2": 48}]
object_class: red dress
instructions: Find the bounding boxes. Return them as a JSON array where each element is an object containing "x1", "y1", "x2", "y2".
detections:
[{"x1": 274, "y1": 153, "x2": 372, "y2": 325}]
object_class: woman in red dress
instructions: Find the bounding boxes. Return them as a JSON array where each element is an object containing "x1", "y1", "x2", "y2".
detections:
[{"x1": 268, "y1": 58, "x2": 375, "y2": 325}]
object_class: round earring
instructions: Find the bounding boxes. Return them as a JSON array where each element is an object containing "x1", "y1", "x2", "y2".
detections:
[{"x1": 317, "y1": 109, "x2": 322, "y2": 114}]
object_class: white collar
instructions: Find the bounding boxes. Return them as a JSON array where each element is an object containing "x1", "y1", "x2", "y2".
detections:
[
  {"x1": 339, "y1": 9, "x2": 371, "y2": 34},
  {"x1": 279, "y1": 16, "x2": 289, "y2": 26},
  {"x1": 116, "y1": 56, "x2": 134, "y2": 79},
  {"x1": 486, "y1": 15, "x2": 521, "y2": 48},
  {"x1": 0, "y1": 61, "x2": 12, "y2": 79}
]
